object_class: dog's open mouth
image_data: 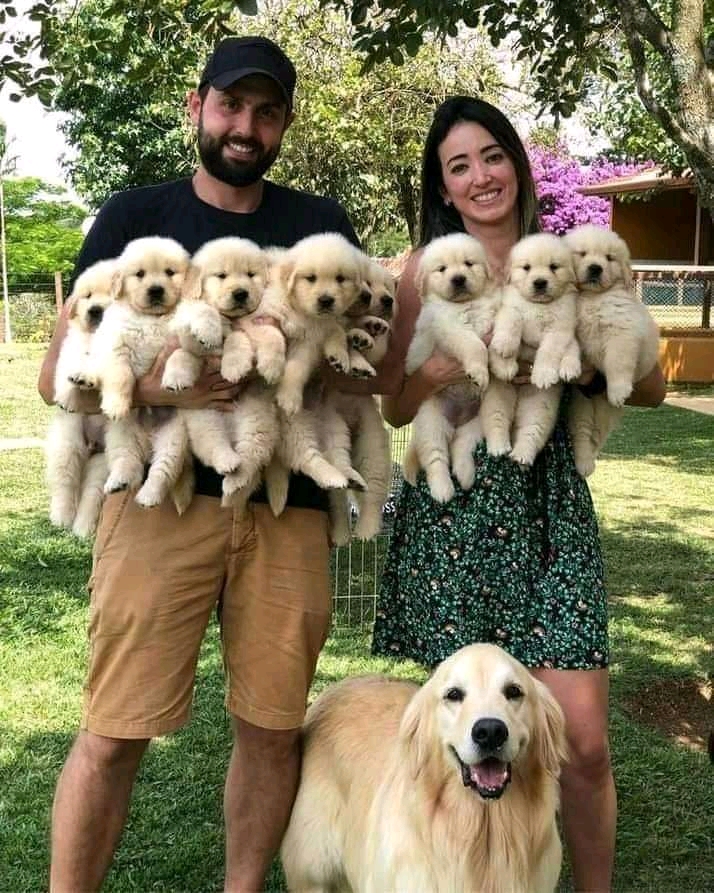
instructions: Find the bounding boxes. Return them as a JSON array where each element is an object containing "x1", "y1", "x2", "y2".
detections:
[{"x1": 453, "y1": 749, "x2": 512, "y2": 799}]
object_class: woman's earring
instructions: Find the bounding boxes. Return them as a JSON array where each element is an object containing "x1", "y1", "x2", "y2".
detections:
[{"x1": 444, "y1": 197, "x2": 452, "y2": 206}]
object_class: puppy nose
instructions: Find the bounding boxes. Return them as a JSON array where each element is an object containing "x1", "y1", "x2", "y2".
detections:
[
  {"x1": 451, "y1": 274, "x2": 466, "y2": 288},
  {"x1": 472, "y1": 718, "x2": 509, "y2": 751},
  {"x1": 358, "y1": 288, "x2": 372, "y2": 306},
  {"x1": 381, "y1": 296, "x2": 394, "y2": 311},
  {"x1": 147, "y1": 284, "x2": 165, "y2": 304},
  {"x1": 587, "y1": 263, "x2": 603, "y2": 279},
  {"x1": 87, "y1": 305, "x2": 104, "y2": 321},
  {"x1": 533, "y1": 277, "x2": 548, "y2": 292},
  {"x1": 232, "y1": 288, "x2": 249, "y2": 306},
  {"x1": 318, "y1": 294, "x2": 335, "y2": 311}
]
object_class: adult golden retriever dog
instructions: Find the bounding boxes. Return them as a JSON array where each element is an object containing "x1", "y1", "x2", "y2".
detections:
[{"x1": 281, "y1": 643, "x2": 567, "y2": 893}]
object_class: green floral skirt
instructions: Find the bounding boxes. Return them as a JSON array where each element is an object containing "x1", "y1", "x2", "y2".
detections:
[{"x1": 372, "y1": 413, "x2": 609, "y2": 670}]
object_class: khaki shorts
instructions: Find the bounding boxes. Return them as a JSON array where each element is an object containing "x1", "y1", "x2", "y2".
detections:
[{"x1": 82, "y1": 493, "x2": 332, "y2": 738}]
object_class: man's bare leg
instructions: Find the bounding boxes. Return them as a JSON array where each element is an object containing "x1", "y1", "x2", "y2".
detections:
[
  {"x1": 224, "y1": 718, "x2": 301, "y2": 893},
  {"x1": 50, "y1": 731, "x2": 149, "y2": 893}
]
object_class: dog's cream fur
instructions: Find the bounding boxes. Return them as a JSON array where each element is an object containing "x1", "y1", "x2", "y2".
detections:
[
  {"x1": 281, "y1": 643, "x2": 567, "y2": 893},
  {"x1": 346, "y1": 256, "x2": 397, "y2": 368},
  {"x1": 45, "y1": 260, "x2": 114, "y2": 536},
  {"x1": 79, "y1": 237, "x2": 193, "y2": 501},
  {"x1": 564, "y1": 224, "x2": 660, "y2": 476},
  {"x1": 482, "y1": 233, "x2": 581, "y2": 466},
  {"x1": 402, "y1": 233, "x2": 500, "y2": 502}
]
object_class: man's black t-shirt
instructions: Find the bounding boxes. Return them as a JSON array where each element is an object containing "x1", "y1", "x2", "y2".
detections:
[{"x1": 74, "y1": 177, "x2": 360, "y2": 510}]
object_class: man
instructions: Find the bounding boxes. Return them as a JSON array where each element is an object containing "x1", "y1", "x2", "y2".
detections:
[{"x1": 39, "y1": 36, "x2": 361, "y2": 893}]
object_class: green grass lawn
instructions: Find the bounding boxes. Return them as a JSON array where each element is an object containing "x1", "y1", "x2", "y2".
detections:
[{"x1": 1, "y1": 344, "x2": 712, "y2": 892}]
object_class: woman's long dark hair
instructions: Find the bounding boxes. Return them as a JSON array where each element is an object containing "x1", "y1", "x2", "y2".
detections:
[{"x1": 418, "y1": 96, "x2": 541, "y2": 247}]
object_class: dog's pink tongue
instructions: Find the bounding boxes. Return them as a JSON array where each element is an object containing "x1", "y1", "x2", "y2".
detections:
[{"x1": 471, "y1": 759, "x2": 508, "y2": 788}]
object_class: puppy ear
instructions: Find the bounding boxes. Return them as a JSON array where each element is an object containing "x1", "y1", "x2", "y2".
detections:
[
  {"x1": 532, "y1": 679, "x2": 568, "y2": 777},
  {"x1": 399, "y1": 684, "x2": 434, "y2": 781},
  {"x1": 281, "y1": 257, "x2": 298, "y2": 296},
  {"x1": 182, "y1": 263, "x2": 203, "y2": 301},
  {"x1": 110, "y1": 269, "x2": 125, "y2": 300},
  {"x1": 66, "y1": 296, "x2": 80, "y2": 319}
]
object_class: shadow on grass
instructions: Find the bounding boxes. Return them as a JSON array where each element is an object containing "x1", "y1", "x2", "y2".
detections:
[
  {"x1": 602, "y1": 404, "x2": 714, "y2": 474},
  {"x1": 0, "y1": 511, "x2": 93, "y2": 640}
]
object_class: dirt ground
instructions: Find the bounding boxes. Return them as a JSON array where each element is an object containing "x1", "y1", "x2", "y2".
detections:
[{"x1": 621, "y1": 676, "x2": 713, "y2": 755}]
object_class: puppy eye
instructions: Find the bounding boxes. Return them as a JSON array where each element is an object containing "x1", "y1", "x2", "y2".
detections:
[
  {"x1": 523, "y1": 264, "x2": 531, "y2": 272},
  {"x1": 335, "y1": 274, "x2": 346, "y2": 284},
  {"x1": 504, "y1": 684, "x2": 524, "y2": 700},
  {"x1": 215, "y1": 272, "x2": 227, "y2": 280},
  {"x1": 549, "y1": 263, "x2": 559, "y2": 273},
  {"x1": 165, "y1": 268, "x2": 176, "y2": 277},
  {"x1": 247, "y1": 271, "x2": 255, "y2": 279},
  {"x1": 444, "y1": 687, "x2": 465, "y2": 702},
  {"x1": 305, "y1": 274, "x2": 317, "y2": 283},
  {"x1": 606, "y1": 254, "x2": 614, "y2": 262},
  {"x1": 437, "y1": 265, "x2": 446, "y2": 273},
  {"x1": 135, "y1": 269, "x2": 146, "y2": 279},
  {"x1": 577, "y1": 250, "x2": 587, "y2": 257},
  {"x1": 464, "y1": 260, "x2": 473, "y2": 267}
]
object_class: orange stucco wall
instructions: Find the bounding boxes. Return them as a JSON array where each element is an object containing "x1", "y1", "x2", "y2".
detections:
[{"x1": 658, "y1": 328, "x2": 714, "y2": 383}]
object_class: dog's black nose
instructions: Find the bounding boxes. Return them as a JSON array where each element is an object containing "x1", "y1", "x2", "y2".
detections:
[
  {"x1": 318, "y1": 294, "x2": 335, "y2": 311},
  {"x1": 232, "y1": 288, "x2": 249, "y2": 306},
  {"x1": 533, "y1": 277, "x2": 548, "y2": 292},
  {"x1": 587, "y1": 263, "x2": 603, "y2": 279},
  {"x1": 381, "y1": 296, "x2": 394, "y2": 311},
  {"x1": 87, "y1": 305, "x2": 104, "y2": 321},
  {"x1": 358, "y1": 288, "x2": 372, "y2": 306},
  {"x1": 147, "y1": 284, "x2": 165, "y2": 304},
  {"x1": 451, "y1": 274, "x2": 466, "y2": 288},
  {"x1": 472, "y1": 718, "x2": 509, "y2": 751}
]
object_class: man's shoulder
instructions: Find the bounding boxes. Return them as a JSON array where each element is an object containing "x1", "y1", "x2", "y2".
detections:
[
  {"x1": 102, "y1": 178, "x2": 192, "y2": 213},
  {"x1": 262, "y1": 181, "x2": 358, "y2": 246}
]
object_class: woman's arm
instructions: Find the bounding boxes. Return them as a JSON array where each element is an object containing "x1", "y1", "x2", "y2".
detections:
[{"x1": 625, "y1": 361, "x2": 666, "y2": 407}]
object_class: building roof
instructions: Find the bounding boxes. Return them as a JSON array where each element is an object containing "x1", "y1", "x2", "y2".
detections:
[{"x1": 579, "y1": 167, "x2": 694, "y2": 196}]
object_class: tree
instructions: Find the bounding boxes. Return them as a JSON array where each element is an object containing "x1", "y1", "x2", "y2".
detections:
[
  {"x1": 311, "y1": 1, "x2": 714, "y2": 212},
  {"x1": 0, "y1": 176, "x2": 86, "y2": 283},
  {"x1": 22, "y1": 0, "x2": 504, "y2": 249}
]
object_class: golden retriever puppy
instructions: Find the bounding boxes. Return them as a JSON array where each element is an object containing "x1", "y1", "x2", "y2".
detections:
[
  {"x1": 564, "y1": 224, "x2": 660, "y2": 476},
  {"x1": 346, "y1": 257, "x2": 397, "y2": 368},
  {"x1": 45, "y1": 260, "x2": 114, "y2": 536},
  {"x1": 160, "y1": 237, "x2": 284, "y2": 501},
  {"x1": 322, "y1": 390, "x2": 392, "y2": 545},
  {"x1": 482, "y1": 233, "x2": 581, "y2": 466},
  {"x1": 281, "y1": 642, "x2": 567, "y2": 893},
  {"x1": 80, "y1": 236, "x2": 193, "y2": 499},
  {"x1": 268, "y1": 232, "x2": 376, "y2": 417},
  {"x1": 402, "y1": 233, "x2": 500, "y2": 502}
]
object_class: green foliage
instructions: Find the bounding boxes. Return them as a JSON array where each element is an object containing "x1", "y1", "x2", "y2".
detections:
[{"x1": 1, "y1": 177, "x2": 85, "y2": 283}]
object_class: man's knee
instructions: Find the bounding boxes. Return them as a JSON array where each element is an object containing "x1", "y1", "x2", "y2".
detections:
[
  {"x1": 72, "y1": 730, "x2": 150, "y2": 774},
  {"x1": 231, "y1": 717, "x2": 301, "y2": 760}
]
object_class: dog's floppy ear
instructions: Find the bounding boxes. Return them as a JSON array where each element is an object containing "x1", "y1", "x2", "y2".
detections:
[
  {"x1": 110, "y1": 269, "x2": 125, "y2": 301},
  {"x1": 181, "y1": 262, "x2": 203, "y2": 301},
  {"x1": 66, "y1": 295, "x2": 80, "y2": 319},
  {"x1": 281, "y1": 255, "x2": 298, "y2": 296},
  {"x1": 532, "y1": 679, "x2": 568, "y2": 777},
  {"x1": 399, "y1": 684, "x2": 436, "y2": 781}
]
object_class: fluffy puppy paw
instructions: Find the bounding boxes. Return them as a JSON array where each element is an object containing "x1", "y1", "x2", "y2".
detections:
[
  {"x1": 362, "y1": 316, "x2": 390, "y2": 337},
  {"x1": 220, "y1": 351, "x2": 253, "y2": 383},
  {"x1": 101, "y1": 394, "x2": 132, "y2": 421},
  {"x1": 530, "y1": 365, "x2": 559, "y2": 390},
  {"x1": 347, "y1": 328, "x2": 375, "y2": 352},
  {"x1": 606, "y1": 380, "x2": 632, "y2": 407}
]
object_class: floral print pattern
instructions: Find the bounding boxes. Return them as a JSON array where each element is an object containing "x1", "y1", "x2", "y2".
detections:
[{"x1": 372, "y1": 412, "x2": 609, "y2": 670}]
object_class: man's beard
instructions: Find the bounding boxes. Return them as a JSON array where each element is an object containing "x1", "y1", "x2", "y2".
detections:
[{"x1": 197, "y1": 120, "x2": 280, "y2": 187}]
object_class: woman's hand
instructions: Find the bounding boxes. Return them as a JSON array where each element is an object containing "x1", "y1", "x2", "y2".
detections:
[
  {"x1": 134, "y1": 341, "x2": 245, "y2": 411},
  {"x1": 420, "y1": 349, "x2": 470, "y2": 394}
]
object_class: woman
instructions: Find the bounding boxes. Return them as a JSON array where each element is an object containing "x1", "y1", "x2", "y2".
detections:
[{"x1": 373, "y1": 96, "x2": 666, "y2": 893}]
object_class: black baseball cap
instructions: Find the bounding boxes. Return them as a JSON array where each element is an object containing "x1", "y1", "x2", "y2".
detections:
[{"x1": 198, "y1": 36, "x2": 296, "y2": 109}]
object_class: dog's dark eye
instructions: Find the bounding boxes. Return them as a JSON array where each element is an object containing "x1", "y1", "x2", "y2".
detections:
[
  {"x1": 247, "y1": 271, "x2": 255, "y2": 279},
  {"x1": 444, "y1": 687, "x2": 465, "y2": 702},
  {"x1": 135, "y1": 269, "x2": 145, "y2": 280},
  {"x1": 165, "y1": 268, "x2": 175, "y2": 277},
  {"x1": 577, "y1": 251, "x2": 587, "y2": 257},
  {"x1": 549, "y1": 263, "x2": 559, "y2": 273},
  {"x1": 523, "y1": 264, "x2": 531, "y2": 272},
  {"x1": 305, "y1": 274, "x2": 317, "y2": 283},
  {"x1": 464, "y1": 260, "x2": 473, "y2": 267},
  {"x1": 215, "y1": 272, "x2": 227, "y2": 280},
  {"x1": 606, "y1": 254, "x2": 614, "y2": 262},
  {"x1": 335, "y1": 274, "x2": 346, "y2": 284},
  {"x1": 437, "y1": 265, "x2": 446, "y2": 273},
  {"x1": 504, "y1": 684, "x2": 524, "y2": 700}
]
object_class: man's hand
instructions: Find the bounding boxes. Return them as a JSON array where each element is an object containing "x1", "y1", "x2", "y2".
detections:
[{"x1": 134, "y1": 340, "x2": 245, "y2": 411}]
